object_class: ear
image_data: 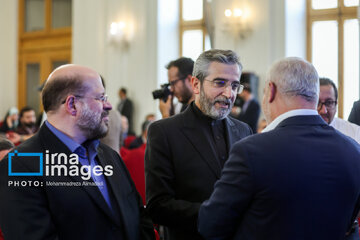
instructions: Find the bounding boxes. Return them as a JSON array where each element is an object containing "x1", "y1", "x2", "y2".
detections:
[
  {"x1": 268, "y1": 82, "x2": 277, "y2": 103},
  {"x1": 192, "y1": 76, "x2": 200, "y2": 94},
  {"x1": 64, "y1": 95, "x2": 77, "y2": 116}
]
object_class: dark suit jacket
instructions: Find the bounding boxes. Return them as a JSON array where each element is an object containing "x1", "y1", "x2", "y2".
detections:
[
  {"x1": 198, "y1": 115, "x2": 360, "y2": 240},
  {"x1": 349, "y1": 100, "x2": 360, "y2": 126},
  {"x1": 0, "y1": 124, "x2": 154, "y2": 240},
  {"x1": 237, "y1": 98, "x2": 260, "y2": 133},
  {"x1": 145, "y1": 104, "x2": 252, "y2": 240}
]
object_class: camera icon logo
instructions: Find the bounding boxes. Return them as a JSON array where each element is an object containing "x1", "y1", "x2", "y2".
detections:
[{"x1": 8, "y1": 150, "x2": 43, "y2": 176}]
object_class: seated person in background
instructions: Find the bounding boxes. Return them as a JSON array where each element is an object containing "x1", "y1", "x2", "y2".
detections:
[
  {"x1": 6, "y1": 106, "x2": 39, "y2": 145},
  {"x1": 128, "y1": 120, "x2": 152, "y2": 149},
  {"x1": 16, "y1": 106, "x2": 38, "y2": 137},
  {"x1": 145, "y1": 113, "x2": 156, "y2": 122},
  {"x1": 0, "y1": 107, "x2": 18, "y2": 133},
  {"x1": 349, "y1": 100, "x2": 360, "y2": 126},
  {"x1": 318, "y1": 77, "x2": 360, "y2": 144}
]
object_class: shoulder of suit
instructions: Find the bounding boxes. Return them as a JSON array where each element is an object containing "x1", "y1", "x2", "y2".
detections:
[
  {"x1": 228, "y1": 115, "x2": 251, "y2": 129},
  {"x1": 150, "y1": 110, "x2": 188, "y2": 129}
]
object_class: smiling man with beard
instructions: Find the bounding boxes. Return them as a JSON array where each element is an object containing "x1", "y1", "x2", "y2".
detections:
[
  {"x1": 145, "y1": 49, "x2": 252, "y2": 240},
  {"x1": 0, "y1": 64, "x2": 155, "y2": 240}
]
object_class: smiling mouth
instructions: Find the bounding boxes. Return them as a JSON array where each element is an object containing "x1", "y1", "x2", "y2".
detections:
[{"x1": 215, "y1": 101, "x2": 230, "y2": 108}]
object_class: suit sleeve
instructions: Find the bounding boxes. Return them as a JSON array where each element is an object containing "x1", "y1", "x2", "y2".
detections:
[
  {"x1": 145, "y1": 122, "x2": 201, "y2": 230},
  {"x1": 198, "y1": 141, "x2": 255, "y2": 240},
  {"x1": 0, "y1": 158, "x2": 58, "y2": 240}
]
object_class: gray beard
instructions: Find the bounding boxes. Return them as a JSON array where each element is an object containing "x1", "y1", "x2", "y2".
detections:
[{"x1": 199, "y1": 86, "x2": 233, "y2": 120}]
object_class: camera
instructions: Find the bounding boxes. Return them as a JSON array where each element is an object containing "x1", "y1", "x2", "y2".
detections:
[{"x1": 152, "y1": 83, "x2": 172, "y2": 102}]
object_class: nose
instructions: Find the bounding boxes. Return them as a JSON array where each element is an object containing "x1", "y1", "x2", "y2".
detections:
[
  {"x1": 103, "y1": 101, "x2": 112, "y2": 111},
  {"x1": 222, "y1": 85, "x2": 233, "y2": 98},
  {"x1": 318, "y1": 103, "x2": 327, "y2": 114}
]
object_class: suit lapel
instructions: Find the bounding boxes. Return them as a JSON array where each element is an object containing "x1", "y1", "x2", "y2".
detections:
[
  {"x1": 96, "y1": 147, "x2": 131, "y2": 225},
  {"x1": 39, "y1": 125, "x2": 117, "y2": 223},
  {"x1": 181, "y1": 107, "x2": 222, "y2": 178},
  {"x1": 225, "y1": 117, "x2": 242, "y2": 153}
]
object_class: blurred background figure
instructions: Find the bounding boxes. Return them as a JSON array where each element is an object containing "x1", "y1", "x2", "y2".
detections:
[
  {"x1": 16, "y1": 106, "x2": 38, "y2": 136},
  {"x1": 0, "y1": 107, "x2": 19, "y2": 133},
  {"x1": 128, "y1": 120, "x2": 153, "y2": 149},
  {"x1": 0, "y1": 137, "x2": 14, "y2": 160},
  {"x1": 232, "y1": 83, "x2": 260, "y2": 132},
  {"x1": 145, "y1": 113, "x2": 156, "y2": 122},
  {"x1": 348, "y1": 100, "x2": 360, "y2": 126},
  {"x1": 257, "y1": 118, "x2": 267, "y2": 133},
  {"x1": 100, "y1": 76, "x2": 122, "y2": 152},
  {"x1": 117, "y1": 87, "x2": 134, "y2": 135},
  {"x1": 100, "y1": 109, "x2": 122, "y2": 152}
]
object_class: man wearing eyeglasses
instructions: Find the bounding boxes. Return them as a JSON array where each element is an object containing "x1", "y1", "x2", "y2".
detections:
[
  {"x1": 318, "y1": 77, "x2": 360, "y2": 144},
  {"x1": 198, "y1": 57, "x2": 360, "y2": 240},
  {"x1": 145, "y1": 49, "x2": 252, "y2": 240},
  {"x1": 160, "y1": 57, "x2": 195, "y2": 118},
  {"x1": 0, "y1": 65, "x2": 155, "y2": 240}
]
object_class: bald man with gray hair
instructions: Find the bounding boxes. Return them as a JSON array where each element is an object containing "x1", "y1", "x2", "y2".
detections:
[{"x1": 198, "y1": 57, "x2": 360, "y2": 240}]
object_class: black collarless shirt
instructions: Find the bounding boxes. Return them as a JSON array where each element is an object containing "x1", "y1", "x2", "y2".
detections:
[{"x1": 192, "y1": 102, "x2": 229, "y2": 167}]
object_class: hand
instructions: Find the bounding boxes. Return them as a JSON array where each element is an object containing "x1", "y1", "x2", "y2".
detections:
[
  {"x1": 159, "y1": 95, "x2": 172, "y2": 119},
  {"x1": 6, "y1": 132, "x2": 21, "y2": 144}
]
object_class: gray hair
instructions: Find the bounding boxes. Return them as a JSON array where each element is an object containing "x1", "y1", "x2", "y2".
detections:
[
  {"x1": 266, "y1": 57, "x2": 319, "y2": 102},
  {"x1": 193, "y1": 49, "x2": 243, "y2": 83}
]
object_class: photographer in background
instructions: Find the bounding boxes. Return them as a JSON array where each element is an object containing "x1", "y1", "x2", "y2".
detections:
[{"x1": 159, "y1": 57, "x2": 195, "y2": 118}]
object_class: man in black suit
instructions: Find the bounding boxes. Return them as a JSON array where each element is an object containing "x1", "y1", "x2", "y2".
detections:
[
  {"x1": 117, "y1": 87, "x2": 134, "y2": 134},
  {"x1": 349, "y1": 100, "x2": 360, "y2": 126},
  {"x1": 0, "y1": 64, "x2": 154, "y2": 240},
  {"x1": 145, "y1": 49, "x2": 252, "y2": 240},
  {"x1": 198, "y1": 57, "x2": 360, "y2": 240}
]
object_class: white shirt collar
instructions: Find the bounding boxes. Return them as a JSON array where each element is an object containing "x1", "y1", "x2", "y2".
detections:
[{"x1": 262, "y1": 109, "x2": 319, "y2": 133}]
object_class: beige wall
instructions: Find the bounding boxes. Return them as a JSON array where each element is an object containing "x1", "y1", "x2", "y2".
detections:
[
  {"x1": 73, "y1": 0, "x2": 159, "y2": 134},
  {"x1": 0, "y1": 0, "x2": 18, "y2": 118}
]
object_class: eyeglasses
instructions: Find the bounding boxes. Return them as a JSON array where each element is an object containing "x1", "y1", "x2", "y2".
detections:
[
  {"x1": 204, "y1": 79, "x2": 244, "y2": 93},
  {"x1": 169, "y1": 78, "x2": 184, "y2": 87},
  {"x1": 62, "y1": 94, "x2": 109, "y2": 104},
  {"x1": 317, "y1": 100, "x2": 337, "y2": 110}
]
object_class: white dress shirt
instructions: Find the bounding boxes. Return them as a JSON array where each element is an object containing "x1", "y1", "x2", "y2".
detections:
[
  {"x1": 262, "y1": 109, "x2": 319, "y2": 133},
  {"x1": 330, "y1": 117, "x2": 360, "y2": 144}
]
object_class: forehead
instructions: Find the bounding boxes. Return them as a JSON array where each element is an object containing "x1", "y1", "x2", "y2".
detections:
[
  {"x1": 168, "y1": 66, "x2": 179, "y2": 79},
  {"x1": 319, "y1": 85, "x2": 335, "y2": 100},
  {"x1": 22, "y1": 110, "x2": 35, "y2": 118},
  {"x1": 82, "y1": 73, "x2": 104, "y2": 93},
  {"x1": 206, "y1": 62, "x2": 241, "y2": 81}
]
